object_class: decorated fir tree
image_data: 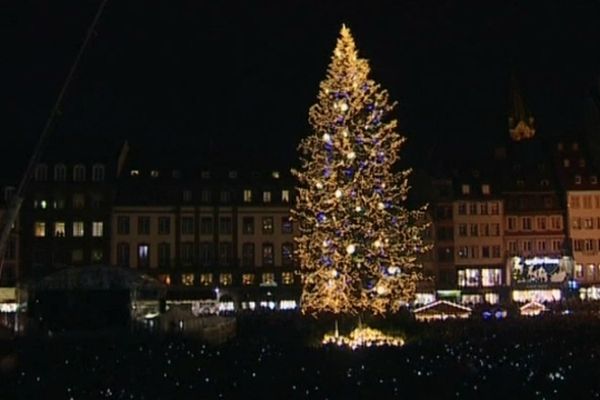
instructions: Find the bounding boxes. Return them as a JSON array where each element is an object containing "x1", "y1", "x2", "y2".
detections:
[{"x1": 292, "y1": 25, "x2": 429, "y2": 317}]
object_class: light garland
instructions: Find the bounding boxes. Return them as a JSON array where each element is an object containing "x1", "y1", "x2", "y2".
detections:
[{"x1": 322, "y1": 326, "x2": 405, "y2": 350}]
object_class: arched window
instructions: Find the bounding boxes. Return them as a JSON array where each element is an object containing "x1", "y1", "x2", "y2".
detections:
[
  {"x1": 92, "y1": 164, "x2": 105, "y2": 182},
  {"x1": 34, "y1": 164, "x2": 48, "y2": 181},
  {"x1": 73, "y1": 164, "x2": 86, "y2": 182},
  {"x1": 54, "y1": 164, "x2": 66, "y2": 181}
]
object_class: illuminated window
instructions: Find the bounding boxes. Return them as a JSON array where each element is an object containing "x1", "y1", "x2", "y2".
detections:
[
  {"x1": 584, "y1": 218, "x2": 594, "y2": 229},
  {"x1": 280, "y1": 300, "x2": 297, "y2": 310},
  {"x1": 158, "y1": 274, "x2": 171, "y2": 285},
  {"x1": 262, "y1": 217, "x2": 273, "y2": 234},
  {"x1": 461, "y1": 184, "x2": 470, "y2": 195},
  {"x1": 263, "y1": 191, "x2": 272, "y2": 203},
  {"x1": 150, "y1": 170, "x2": 159, "y2": 178},
  {"x1": 73, "y1": 164, "x2": 86, "y2": 182},
  {"x1": 458, "y1": 269, "x2": 480, "y2": 287},
  {"x1": 282, "y1": 272, "x2": 294, "y2": 285},
  {"x1": 54, "y1": 222, "x2": 65, "y2": 237},
  {"x1": 242, "y1": 273, "x2": 255, "y2": 285},
  {"x1": 482, "y1": 269, "x2": 502, "y2": 287},
  {"x1": 272, "y1": 171, "x2": 280, "y2": 179},
  {"x1": 242, "y1": 243, "x2": 255, "y2": 267},
  {"x1": 130, "y1": 169, "x2": 140, "y2": 176},
  {"x1": 219, "y1": 273, "x2": 232, "y2": 286},
  {"x1": 34, "y1": 222, "x2": 46, "y2": 237},
  {"x1": 281, "y1": 217, "x2": 293, "y2": 234},
  {"x1": 92, "y1": 164, "x2": 105, "y2": 182},
  {"x1": 481, "y1": 184, "x2": 490, "y2": 195},
  {"x1": 575, "y1": 264, "x2": 583, "y2": 278},
  {"x1": 575, "y1": 175, "x2": 582, "y2": 185},
  {"x1": 92, "y1": 222, "x2": 104, "y2": 237},
  {"x1": 242, "y1": 217, "x2": 254, "y2": 234},
  {"x1": 200, "y1": 273, "x2": 213, "y2": 286},
  {"x1": 484, "y1": 293, "x2": 499, "y2": 305},
  {"x1": 262, "y1": 243, "x2": 274, "y2": 266},
  {"x1": 73, "y1": 222, "x2": 84, "y2": 237},
  {"x1": 243, "y1": 189, "x2": 252, "y2": 202},
  {"x1": 181, "y1": 274, "x2": 194, "y2": 286},
  {"x1": 572, "y1": 218, "x2": 581, "y2": 230},
  {"x1": 261, "y1": 273, "x2": 275, "y2": 285},
  {"x1": 35, "y1": 164, "x2": 48, "y2": 181},
  {"x1": 54, "y1": 164, "x2": 66, "y2": 181},
  {"x1": 281, "y1": 190, "x2": 290, "y2": 202},
  {"x1": 138, "y1": 244, "x2": 149, "y2": 267}
]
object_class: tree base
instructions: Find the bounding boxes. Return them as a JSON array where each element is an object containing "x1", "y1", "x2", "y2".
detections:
[{"x1": 322, "y1": 325, "x2": 404, "y2": 350}]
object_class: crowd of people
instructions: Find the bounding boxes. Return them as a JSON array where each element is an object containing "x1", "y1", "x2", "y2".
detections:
[{"x1": 1, "y1": 313, "x2": 600, "y2": 399}]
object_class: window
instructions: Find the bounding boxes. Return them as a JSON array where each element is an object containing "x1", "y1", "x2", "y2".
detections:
[
  {"x1": 508, "y1": 241, "x2": 518, "y2": 253},
  {"x1": 242, "y1": 274, "x2": 255, "y2": 285},
  {"x1": 537, "y1": 240, "x2": 547, "y2": 251},
  {"x1": 482, "y1": 246, "x2": 490, "y2": 258},
  {"x1": 282, "y1": 217, "x2": 293, "y2": 234},
  {"x1": 537, "y1": 217, "x2": 547, "y2": 231},
  {"x1": 437, "y1": 247, "x2": 453, "y2": 262},
  {"x1": 262, "y1": 217, "x2": 274, "y2": 234},
  {"x1": 150, "y1": 170, "x2": 159, "y2": 178},
  {"x1": 54, "y1": 222, "x2": 65, "y2": 237},
  {"x1": 461, "y1": 184, "x2": 470, "y2": 195},
  {"x1": 181, "y1": 242, "x2": 194, "y2": 265},
  {"x1": 550, "y1": 216, "x2": 561, "y2": 230},
  {"x1": 201, "y1": 190, "x2": 211, "y2": 203},
  {"x1": 261, "y1": 273, "x2": 275, "y2": 285},
  {"x1": 552, "y1": 240, "x2": 562, "y2": 252},
  {"x1": 73, "y1": 221, "x2": 84, "y2": 237},
  {"x1": 575, "y1": 175, "x2": 582, "y2": 185},
  {"x1": 199, "y1": 242, "x2": 213, "y2": 266},
  {"x1": 579, "y1": 158, "x2": 586, "y2": 167},
  {"x1": 91, "y1": 164, "x2": 105, "y2": 182},
  {"x1": 54, "y1": 164, "x2": 66, "y2": 181},
  {"x1": 458, "y1": 224, "x2": 467, "y2": 237},
  {"x1": 575, "y1": 264, "x2": 583, "y2": 278},
  {"x1": 158, "y1": 243, "x2": 171, "y2": 267},
  {"x1": 480, "y1": 203, "x2": 488, "y2": 215},
  {"x1": 457, "y1": 203, "x2": 466, "y2": 215},
  {"x1": 200, "y1": 217, "x2": 213, "y2": 235},
  {"x1": 218, "y1": 242, "x2": 233, "y2": 266},
  {"x1": 490, "y1": 202, "x2": 500, "y2": 215},
  {"x1": 584, "y1": 218, "x2": 594, "y2": 229},
  {"x1": 157, "y1": 274, "x2": 171, "y2": 285},
  {"x1": 72, "y1": 249, "x2": 83, "y2": 263},
  {"x1": 458, "y1": 269, "x2": 480, "y2": 287},
  {"x1": 242, "y1": 217, "x2": 255, "y2": 234},
  {"x1": 457, "y1": 246, "x2": 469, "y2": 259},
  {"x1": 491, "y1": 223, "x2": 500, "y2": 236},
  {"x1": 219, "y1": 273, "x2": 233, "y2": 286},
  {"x1": 130, "y1": 170, "x2": 140, "y2": 177},
  {"x1": 572, "y1": 218, "x2": 581, "y2": 230},
  {"x1": 262, "y1": 243, "x2": 274, "y2": 266},
  {"x1": 117, "y1": 243, "x2": 130, "y2": 267},
  {"x1": 91, "y1": 249, "x2": 103, "y2": 263},
  {"x1": 53, "y1": 197, "x2": 65, "y2": 209},
  {"x1": 200, "y1": 273, "x2": 213, "y2": 286},
  {"x1": 470, "y1": 224, "x2": 478, "y2": 237},
  {"x1": 583, "y1": 196, "x2": 593, "y2": 209},
  {"x1": 138, "y1": 244, "x2": 150, "y2": 268},
  {"x1": 492, "y1": 245, "x2": 501, "y2": 258},
  {"x1": 72, "y1": 193, "x2": 85, "y2": 209},
  {"x1": 469, "y1": 203, "x2": 478, "y2": 215},
  {"x1": 243, "y1": 189, "x2": 252, "y2": 202},
  {"x1": 158, "y1": 217, "x2": 170, "y2": 234},
  {"x1": 73, "y1": 164, "x2": 86, "y2": 182},
  {"x1": 228, "y1": 170, "x2": 238, "y2": 179},
  {"x1": 282, "y1": 272, "x2": 294, "y2": 285},
  {"x1": 219, "y1": 217, "x2": 232, "y2": 234},
  {"x1": 34, "y1": 164, "x2": 48, "y2": 181},
  {"x1": 135, "y1": 217, "x2": 149, "y2": 235},
  {"x1": 219, "y1": 190, "x2": 231, "y2": 203},
  {"x1": 482, "y1": 269, "x2": 502, "y2": 287},
  {"x1": 182, "y1": 190, "x2": 192, "y2": 202},
  {"x1": 242, "y1": 243, "x2": 255, "y2": 267},
  {"x1": 176, "y1": 217, "x2": 192, "y2": 235},
  {"x1": 522, "y1": 217, "x2": 532, "y2": 231},
  {"x1": 34, "y1": 222, "x2": 46, "y2": 237},
  {"x1": 263, "y1": 191, "x2": 272, "y2": 203},
  {"x1": 574, "y1": 239, "x2": 583, "y2": 252},
  {"x1": 470, "y1": 246, "x2": 479, "y2": 258},
  {"x1": 584, "y1": 239, "x2": 595, "y2": 252},
  {"x1": 570, "y1": 195, "x2": 580, "y2": 209},
  {"x1": 508, "y1": 216, "x2": 519, "y2": 231},
  {"x1": 92, "y1": 222, "x2": 103, "y2": 237},
  {"x1": 522, "y1": 241, "x2": 532, "y2": 252},
  {"x1": 282, "y1": 190, "x2": 290, "y2": 203},
  {"x1": 564, "y1": 159, "x2": 570, "y2": 168},
  {"x1": 181, "y1": 274, "x2": 194, "y2": 286},
  {"x1": 481, "y1": 184, "x2": 490, "y2": 195},
  {"x1": 117, "y1": 217, "x2": 130, "y2": 234},
  {"x1": 592, "y1": 176, "x2": 598, "y2": 185},
  {"x1": 282, "y1": 243, "x2": 294, "y2": 266}
]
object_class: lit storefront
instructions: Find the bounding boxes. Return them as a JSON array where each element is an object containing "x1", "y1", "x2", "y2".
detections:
[{"x1": 508, "y1": 256, "x2": 573, "y2": 303}]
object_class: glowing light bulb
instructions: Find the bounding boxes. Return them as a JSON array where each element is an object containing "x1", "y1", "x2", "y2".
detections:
[
  {"x1": 322, "y1": 240, "x2": 329, "y2": 247},
  {"x1": 330, "y1": 269, "x2": 338, "y2": 278},
  {"x1": 373, "y1": 240, "x2": 382, "y2": 248},
  {"x1": 335, "y1": 189, "x2": 342, "y2": 198},
  {"x1": 355, "y1": 206, "x2": 362, "y2": 212},
  {"x1": 347, "y1": 151, "x2": 356, "y2": 160},
  {"x1": 339, "y1": 102, "x2": 348, "y2": 112},
  {"x1": 377, "y1": 202, "x2": 385, "y2": 210},
  {"x1": 388, "y1": 266, "x2": 399, "y2": 274},
  {"x1": 376, "y1": 285, "x2": 386, "y2": 295},
  {"x1": 346, "y1": 244, "x2": 356, "y2": 255},
  {"x1": 342, "y1": 128, "x2": 349, "y2": 137},
  {"x1": 316, "y1": 182, "x2": 323, "y2": 189},
  {"x1": 322, "y1": 133, "x2": 331, "y2": 142}
]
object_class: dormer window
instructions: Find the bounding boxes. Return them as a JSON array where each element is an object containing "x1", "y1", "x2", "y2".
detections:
[
  {"x1": 54, "y1": 164, "x2": 66, "y2": 181},
  {"x1": 263, "y1": 191, "x2": 272, "y2": 203},
  {"x1": 228, "y1": 171, "x2": 238, "y2": 179},
  {"x1": 591, "y1": 176, "x2": 598, "y2": 185},
  {"x1": 243, "y1": 189, "x2": 252, "y2": 203},
  {"x1": 91, "y1": 164, "x2": 105, "y2": 182},
  {"x1": 461, "y1": 184, "x2": 470, "y2": 195},
  {"x1": 282, "y1": 190, "x2": 290, "y2": 203},
  {"x1": 481, "y1": 184, "x2": 490, "y2": 195},
  {"x1": 130, "y1": 170, "x2": 140, "y2": 177},
  {"x1": 73, "y1": 164, "x2": 86, "y2": 182},
  {"x1": 575, "y1": 175, "x2": 582, "y2": 185},
  {"x1": 563, "y1": 159, "x2": 570, "y2": 168},
  {"x1": 150, "y1": 170, "x2": 159, "y2": 178},
  {"x1": 34, "y1": 164, "x2": 48, "y2": 181}
]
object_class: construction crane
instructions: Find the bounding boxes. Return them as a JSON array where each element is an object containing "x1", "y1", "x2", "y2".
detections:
[{"x1": 0, "y1": 0, "x2": 110, "y2": 282}]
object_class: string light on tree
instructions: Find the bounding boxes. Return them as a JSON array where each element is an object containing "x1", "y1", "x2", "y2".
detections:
[{"x1": 291, "y1": 24, "x2": 430, "y2": 317}]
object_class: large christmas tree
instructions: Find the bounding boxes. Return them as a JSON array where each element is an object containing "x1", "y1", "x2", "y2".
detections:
[{"x1": 293, "y1": 25, "x2": 429, "y2": 317}]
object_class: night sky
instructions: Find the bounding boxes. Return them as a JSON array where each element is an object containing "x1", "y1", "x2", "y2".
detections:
[{"x1": 2, "y1": 0, "x2": 600, "y2": 176}]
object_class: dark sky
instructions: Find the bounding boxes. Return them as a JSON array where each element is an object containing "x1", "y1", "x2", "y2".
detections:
[{"x1": 2, "y1": 0, "x2": 600, "y2": 176}]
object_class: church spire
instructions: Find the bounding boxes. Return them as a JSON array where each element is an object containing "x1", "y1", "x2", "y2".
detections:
[{"x1": 508, "y1": 73, "x2": 535, "y2": 141}]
